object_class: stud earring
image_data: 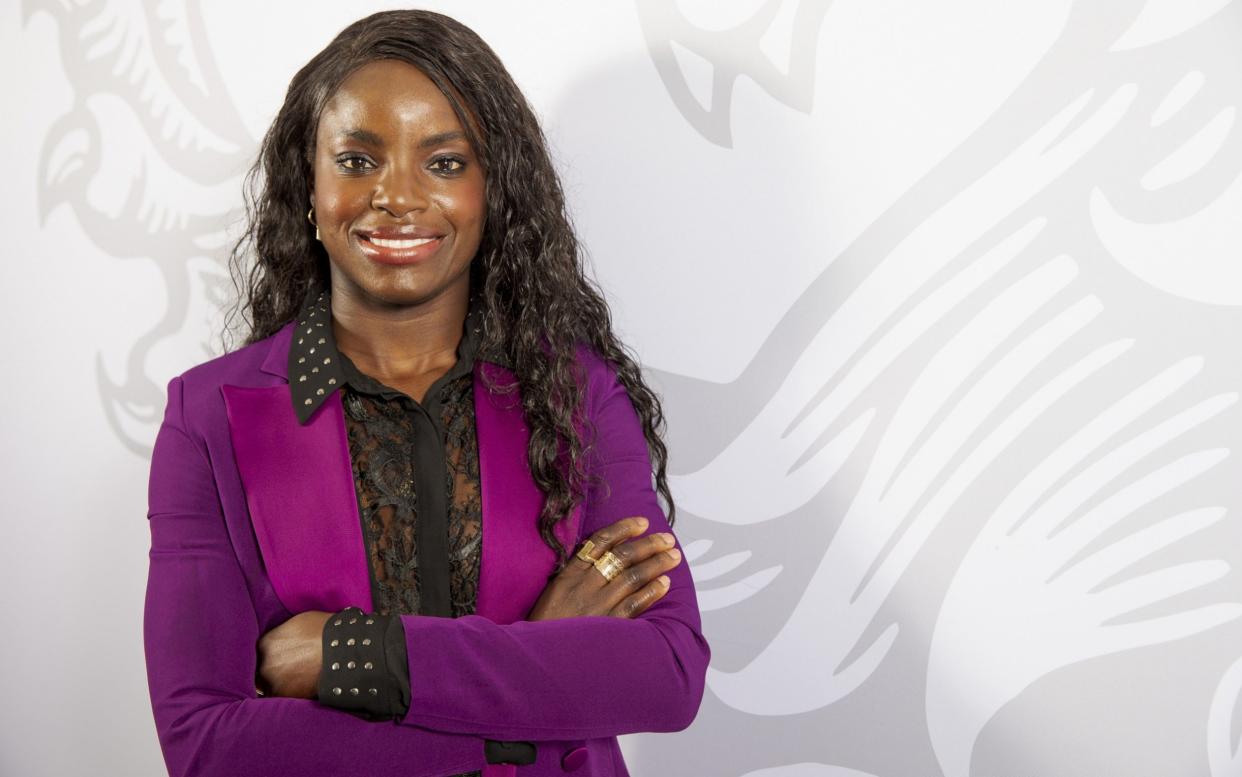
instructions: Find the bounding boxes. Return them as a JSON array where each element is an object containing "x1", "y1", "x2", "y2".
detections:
[{"x1": 307, "y1": 206, "x2": 320, "y2": 241}]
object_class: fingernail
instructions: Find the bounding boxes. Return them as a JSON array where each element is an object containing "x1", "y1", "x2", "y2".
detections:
[
  {"x1": 658, "y1": 575, "x2": 671, "y2": 587},
  {"x1": 667, "y1": 549, "x2": 682, "y2": 563},
  {"x1": 658, "y1": 532, "x2": 674, "y2": 546},
  {"x1": 636, "y1": 517, "x2": 649, "y2": 531}
]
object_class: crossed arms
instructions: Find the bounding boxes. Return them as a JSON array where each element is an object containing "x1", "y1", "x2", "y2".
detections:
[{"x1": 143, "y1": 368, "x2": 709, "y2": 777}]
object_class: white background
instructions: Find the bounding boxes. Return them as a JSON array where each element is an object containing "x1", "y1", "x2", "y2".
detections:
[{"x1": 3, "y1": 1, "x2": 1242, "y2": 776}]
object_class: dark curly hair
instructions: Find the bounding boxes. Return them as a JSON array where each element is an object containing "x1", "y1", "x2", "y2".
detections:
[{"x1": 220, "y1": 9, "x2": 675, "y2": 571}]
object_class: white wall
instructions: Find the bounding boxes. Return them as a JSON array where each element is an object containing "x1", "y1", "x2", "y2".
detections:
[{"x1": 3, "y1": 1, "x2": 1241, "y2": 775}]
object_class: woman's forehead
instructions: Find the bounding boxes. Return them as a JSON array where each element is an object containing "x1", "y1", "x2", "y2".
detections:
[
  {"x1": 317, "y1": 60, "x2": 475, "y2": 144},
  {"x1": 325, "y1": 65, "x2": 453, "y2": 119}
]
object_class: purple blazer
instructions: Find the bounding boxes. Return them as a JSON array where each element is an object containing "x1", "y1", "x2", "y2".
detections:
[{"x1": 143, "y1": 318, "x2": 710, "y2": 777}]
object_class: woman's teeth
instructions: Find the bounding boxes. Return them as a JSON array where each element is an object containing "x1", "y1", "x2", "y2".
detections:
[{"x1": 368, "y1": 236, "x2": 437, "y2": 248}]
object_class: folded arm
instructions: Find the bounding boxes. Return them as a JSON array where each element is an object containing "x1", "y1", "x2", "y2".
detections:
[
  {"x1": 143, "y1": 376, "x2": 487, "y2": 777},
  {"x1": 390, "y1": 353, "x2": 711, "y2": 741}
]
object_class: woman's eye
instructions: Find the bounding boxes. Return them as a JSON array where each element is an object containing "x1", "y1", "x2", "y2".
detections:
[
  {"x1": 337, "y1": 155, "x2": 372, "y2": 171},
  {"x1": 431, "y1": 156, "x2": 465, "y2": 174}
]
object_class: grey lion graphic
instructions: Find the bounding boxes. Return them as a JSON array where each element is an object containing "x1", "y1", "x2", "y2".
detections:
[
  {"x1": 634, "y1": 1, "x2": 1242, "y2": 776},
  {"x1": 29, "y1": 0, "x2": 252, "y2": 455}
]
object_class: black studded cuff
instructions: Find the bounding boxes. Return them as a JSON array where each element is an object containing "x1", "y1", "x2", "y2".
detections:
[{"x1": 318, "y1": 606, "x2": 409, "y2": 721}]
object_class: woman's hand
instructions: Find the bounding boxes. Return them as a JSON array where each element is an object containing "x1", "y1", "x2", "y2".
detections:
[
  {"x1": 256, "y1": 519, "x2": 683, "y2": 692},
  {"x1": 255, "y1": 610, "x2": 334, "y2": 699},
  {"x1": 527, "y1": 516, "x2": 683, "y2": 621}
]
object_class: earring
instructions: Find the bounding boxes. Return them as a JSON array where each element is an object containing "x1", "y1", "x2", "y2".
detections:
[{"x1": 307, "y1": 206, "x2": 320, "y2": 241}]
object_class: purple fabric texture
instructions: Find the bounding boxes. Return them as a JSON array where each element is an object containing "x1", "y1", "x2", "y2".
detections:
[{"x1": 143, "y1": 317, "x2": 710, "y2": 777}]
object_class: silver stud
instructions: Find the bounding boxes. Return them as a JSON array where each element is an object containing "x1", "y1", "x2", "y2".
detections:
[
  {"x1": 361, "y1": 638, "x2": 372, "y2": 645},
  {"x1": 304, "y1": 398, "x2": 312, "y2": 406},
  {"x1": 316, "y1": 388, "x2": 324, "y2": 396},
  {"x1": 318, "y1": 338, "x2": 326, "y2": 345},
  {"x1": 363, "y1": 661, "x2": 373, "y2": 670},
  {"x1": 349, "y1": 617, "x2": 357, "y2": 624},
  {"x1": 330, "y1": 639, "x2": 339, "y2": 647},
  {"x1": 324, "y1": 357, "x2": 331, "y2": 364},
  {"x1": 331, "y1": 662, "x2": 340, "y2": 670},
  {"x1": 346, "y1": 638, "x2": 355, "y2": 646},
  {"x1": 299, "y1": 375, "x2": 306, "y2": 382},
  {"x1": 368, "y1": 688, "x2": 378, "y2": 695},
  {"x1": 334, "y1": 619, "x2": 342, "y2": 626},
  {"x1": 328, "y1": 378, "x2": 337, "y2": 385},
  {"x1": 310, "y1": 311, "x2": 316, "y2": 317},
  {"x1": 309, "y1": 347, "x2": 315, "y2": 354},
  {"x1": 305, "y1": 327, "x2": 312, "y2": 334},
  {"x1": 298, "y1": 357, "x2": 305, "y2": 364},
  {"x1": 349, "y1": 688, "x2": 360, "y2": 695},
  {"x1": 331, "y1": 687, "x2": 342, "y2": 696},
  {"x1": 312, "y1": 367, "x2": 319, "y2": 373},
  {"x1": 365, "y1": 618, "x2": 374, "y2": 625},
  {"x1": 298, "y1": 338, "x2": 304, "y2": 344},
  {"x1": 347, "y1": 660, "x2": 356, "y2": 669}
]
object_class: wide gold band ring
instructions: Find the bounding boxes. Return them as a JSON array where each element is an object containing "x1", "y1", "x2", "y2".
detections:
[{"x1": 593, "y1": 551, "x2": 625, "y2": 582}]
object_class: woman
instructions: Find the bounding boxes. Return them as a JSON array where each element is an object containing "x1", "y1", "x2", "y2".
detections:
[{"x1": 142, "y1": 9, "x2": 709, "y2": 777}]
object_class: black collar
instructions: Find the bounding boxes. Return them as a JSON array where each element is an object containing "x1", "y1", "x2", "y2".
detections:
[{"x1": 287, "y1": 286, "x2": 509, "y2": 424}]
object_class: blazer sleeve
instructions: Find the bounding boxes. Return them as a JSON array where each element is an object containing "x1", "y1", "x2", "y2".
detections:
[
  {"x1": 143, "y1": 376, "x2": 486, "y2": 777},
  {"x1": 394, "y1": 352, "x2": 711, "y2": 741}
]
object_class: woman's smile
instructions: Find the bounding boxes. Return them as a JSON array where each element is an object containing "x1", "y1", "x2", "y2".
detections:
[{"x1": 355, "y1": 229, "x2": 447, "y2": 265}]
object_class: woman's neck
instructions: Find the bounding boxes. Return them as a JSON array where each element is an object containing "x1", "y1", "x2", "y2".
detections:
[{"x1": 328, "y1": 282, "x2": 469, "y2": 384}]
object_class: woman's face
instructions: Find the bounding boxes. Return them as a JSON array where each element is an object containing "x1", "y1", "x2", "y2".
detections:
[{"x1": 310, "y1": 59, "x2": 486, "y2": 309}]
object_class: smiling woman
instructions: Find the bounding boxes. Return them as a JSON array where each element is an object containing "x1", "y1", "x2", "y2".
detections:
[
  {"x1": 142, "y1": 8, "x2": 708, "y2": 777},
  {"x1": 312, "y1": 60, "x2": 487, "y2": 317}
]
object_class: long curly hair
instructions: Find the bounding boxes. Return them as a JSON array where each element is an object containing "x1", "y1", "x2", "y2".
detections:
[{"x1": 220, "y1": 9, "x2": 675, "y2": 571}]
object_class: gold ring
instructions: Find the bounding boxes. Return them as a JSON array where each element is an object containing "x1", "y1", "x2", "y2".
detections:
[
  {"x1": 593, "y1": 551, "x2": 625, "y2": 582},
  {"x1": 575, "y1": 539, "x2": 599, "y2": 564}
]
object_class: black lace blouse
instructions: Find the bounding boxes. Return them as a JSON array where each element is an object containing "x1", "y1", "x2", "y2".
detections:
[
  {"x1": 338, "y1": 339, "x2": 483, "y2": 621},
  {"x1": 284, "y1": 286, "x2": 533, "y2": 770}
]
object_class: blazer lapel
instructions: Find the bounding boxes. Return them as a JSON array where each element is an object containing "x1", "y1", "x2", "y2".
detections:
[
  {"x1": 220, "y1": 320, "x2": 582, "y2": 623},
  {"x1": 472, "y1": 360, "x2": 582, "y2": 625},
  {"x1": 222, "y1": 381, "x2": 373, "y2": 615},
  {"x1": 219, "y1": 321, "x2": 372, "y2": 615}
]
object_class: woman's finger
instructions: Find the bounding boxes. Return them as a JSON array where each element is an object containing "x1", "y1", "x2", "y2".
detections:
[
  {"x1": 572, "y1": 516, "x2": 648, "y2": 570},
  {"x1": 606, "y1": 531, "x2": 675, "y2": 568},
  {"x1": 608, "y1": 575, "x2": 672, "y2": 618},
  {"x1": 598, "y1": 546, "x2": 681, "y2": 607}
]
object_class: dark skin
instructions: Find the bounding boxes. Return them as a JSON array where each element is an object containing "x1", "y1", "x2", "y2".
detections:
[{"x1": 255, "y1": 60, "x2": 682, "y2": 700}]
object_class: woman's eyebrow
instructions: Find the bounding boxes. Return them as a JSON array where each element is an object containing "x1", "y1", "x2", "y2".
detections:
[
  {"x1": 417, "y1": 130, "x2": 467, "y2": 148},
  {"x1": 339, "y1": 127, "x2": 384, "y2": 146},
  {"x1": 337, "y1": 128, "x2": 467, "y2": 148}
]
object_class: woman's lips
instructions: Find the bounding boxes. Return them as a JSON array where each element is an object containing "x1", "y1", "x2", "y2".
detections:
[{"x1": 356, "y1": 233, "x2": 444, "y2": 265}]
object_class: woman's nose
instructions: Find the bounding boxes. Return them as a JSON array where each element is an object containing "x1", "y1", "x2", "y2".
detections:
[{"x1": 371, "y1": 163, "x2": 429, "y2": 218}]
